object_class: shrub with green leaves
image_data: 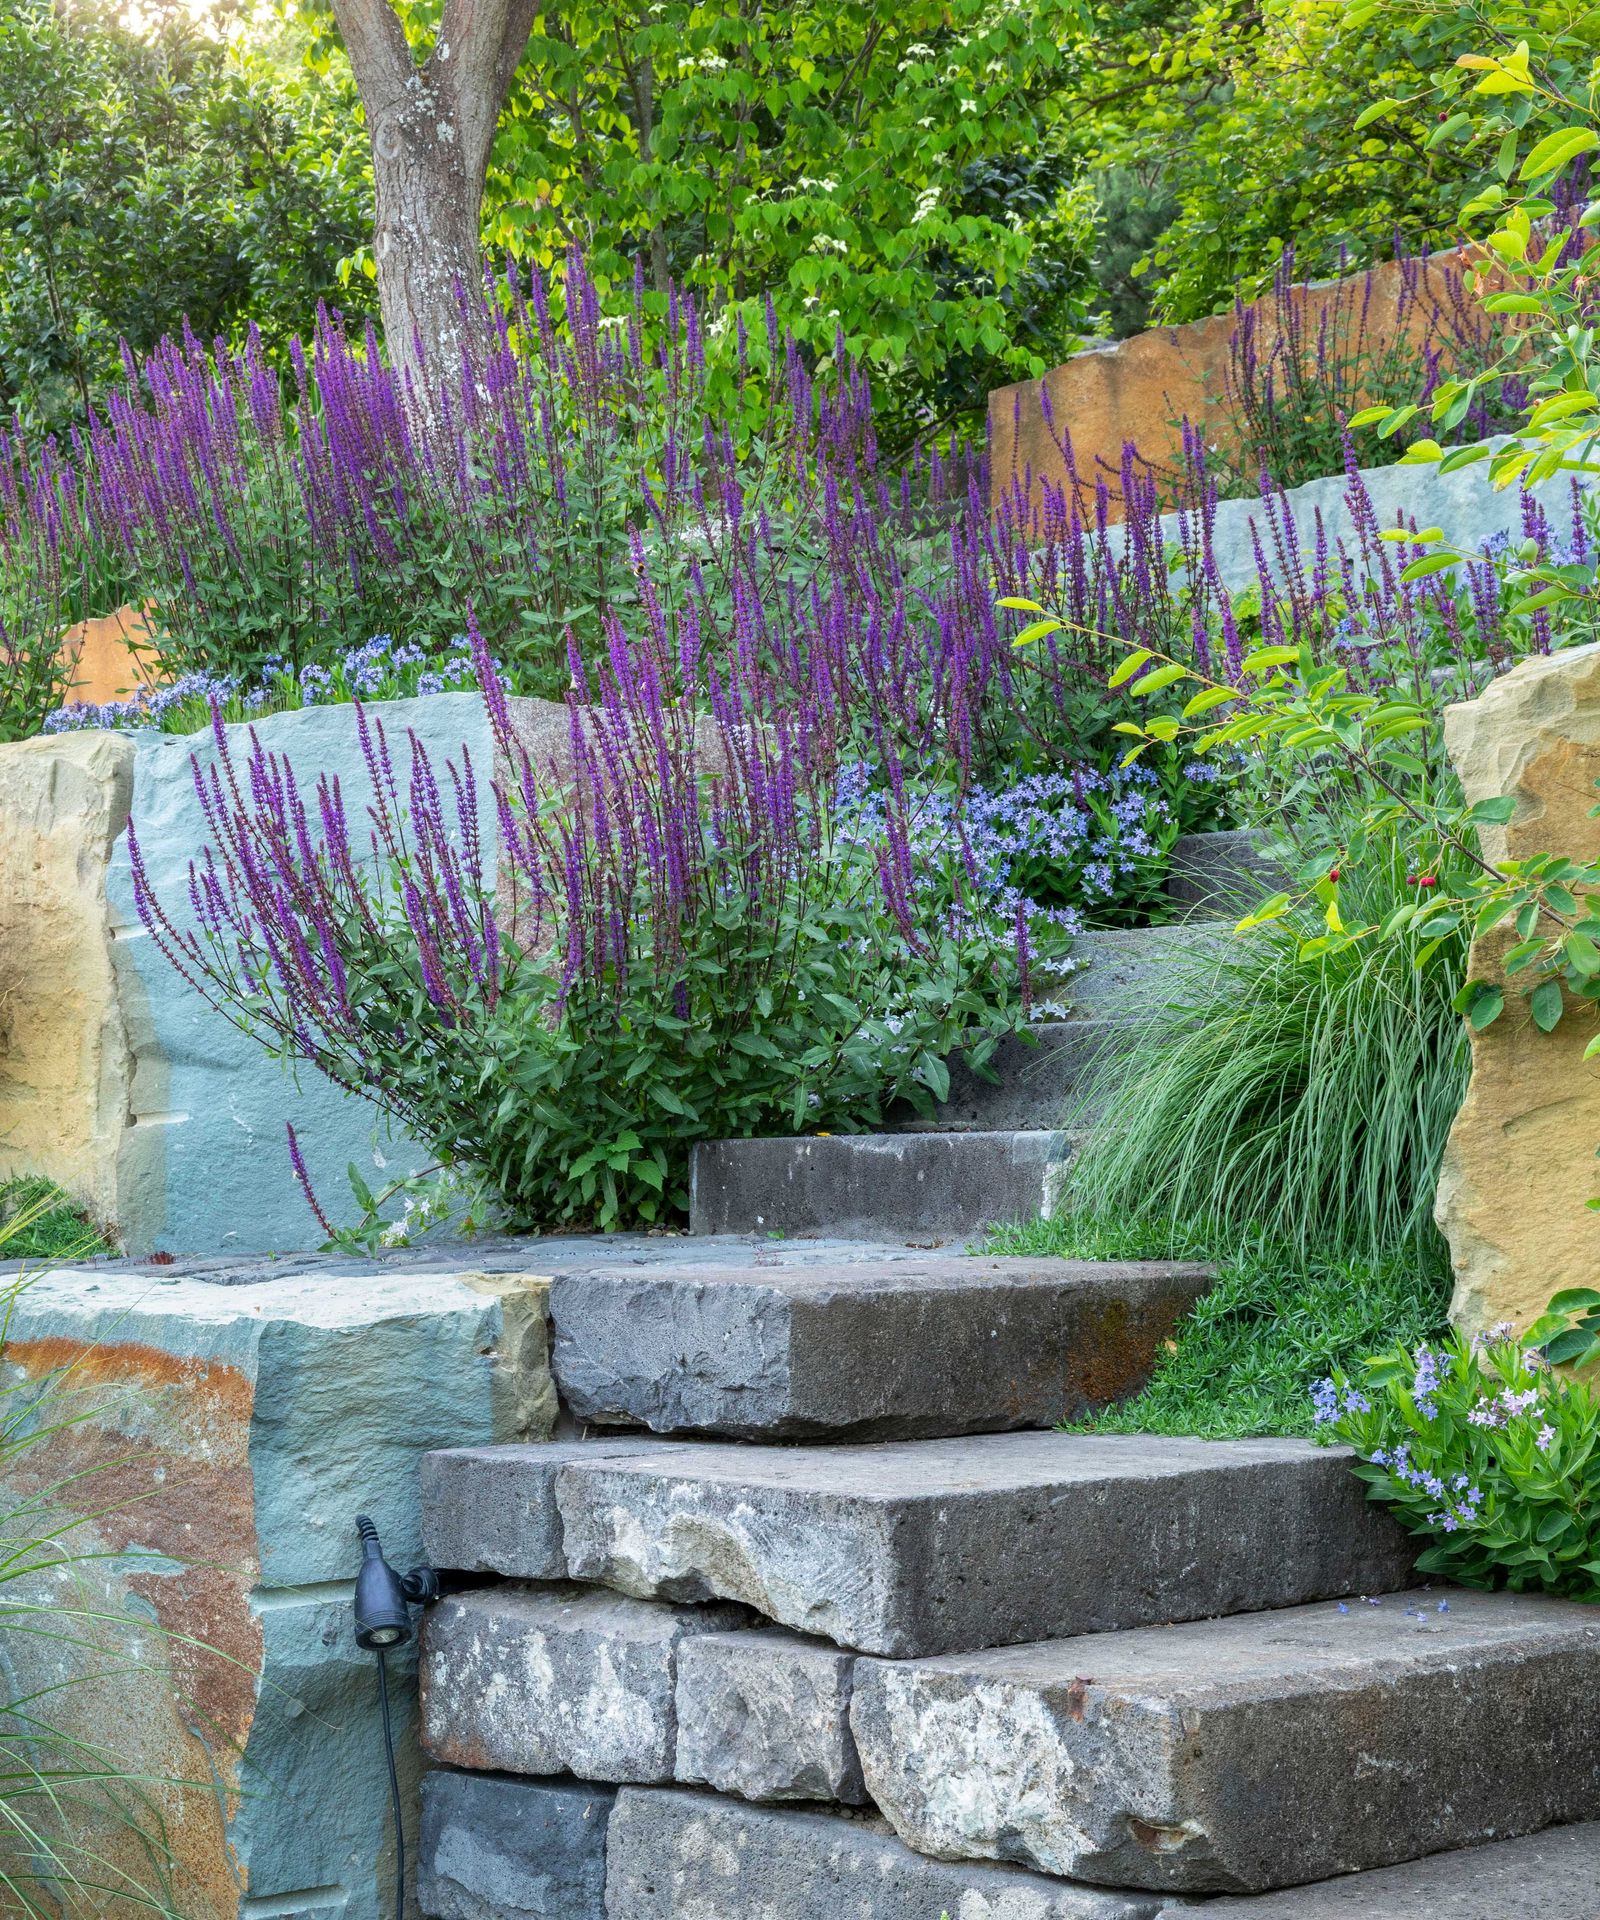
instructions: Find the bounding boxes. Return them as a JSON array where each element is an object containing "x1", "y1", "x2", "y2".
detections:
[
  {"x1": 132, "y1": 643, "x2": 1039, "y2": 1236},
  {"x1": 1315, "y1": 1313, "x2": 1600, "y2": 1601}
]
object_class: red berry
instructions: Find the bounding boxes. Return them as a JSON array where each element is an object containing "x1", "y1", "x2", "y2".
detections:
[
  {"x1": 1406, "y1": 873, "x2": 1418, "y2": 885},
  {"x1": 1328, "y1": 866, "x2": 1341, "y2": 882},
  {"x1": 1420, "y1": 875, "x2": 1438, "y2": 888}
]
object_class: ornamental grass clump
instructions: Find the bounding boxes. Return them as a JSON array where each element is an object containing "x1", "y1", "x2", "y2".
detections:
[
  {"x1": 1061, "y1": 823, "x2": 1470, "y2": 1261},
  {"x1": 1316, "y1": 1321, "x2": 1600, "y2": 1601},
  {"x1": 130, "y1": 623, "x2": 1035, "y2": 1232}
]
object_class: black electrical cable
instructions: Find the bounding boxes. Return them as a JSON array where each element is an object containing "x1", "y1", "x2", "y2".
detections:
[{"x1": 376, "y1": 1648, "x2": 405, "y2": 1920}]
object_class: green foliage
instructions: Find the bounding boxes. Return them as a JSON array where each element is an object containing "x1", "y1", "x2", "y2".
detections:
[
  {"x1": 476, "y1": 0, "x2": 1099, "y2": 445},
  {"x1": 1318, "y1": 1316, "x2": 1600, "y2": 1600},
  {"x1": 1086, "y1": 0, "x2": 1485, "y2": 326},
  {"x1": 1061, "y1": 824, "x2": 1471, "y2": 1259},
  {"x1": 986, "y1": 1211, "x2": 1450, "y2": 1438},
  {"x1": 469, "y1": 875, "x2": 1028, "y2": 1230},
  {"x1": 0, "y1": 0, "x2": 372, "y2": 436},
  {"x1": 0, "y1": 1179, "x2": 108, "y2": 1262}
]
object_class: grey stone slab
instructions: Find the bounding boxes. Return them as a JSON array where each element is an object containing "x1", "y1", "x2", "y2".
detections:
[
  {"x1": 903, "y1": 1023, "x2": 1129, "y2": 1131},
  {"x1": 604, "y1": 1786, "x2": 1179, "y2": 1920},
  {"x1": 420, "y1": 1584, "x2": 751, "y2": 1782},
  {"x1": 548, "y1": 1257, "x2": 1213, "y2": 1440},
  {"x1": 851, "y1": 1589, "x2": 1600, "y2": 1895},
  {"x1": 1158, "y1": 1821, "x2": 1600, "y2": 1918},
  {"x1": 545, "y1": 1431, "x2": 1415, "y2": 1656},
  {"x1": 421, "y1": 1440, "x2": 688, "y2": 1578},
  {"x1": 1166, "y1": 830, "x2": 1288, "y2": 918},
  {"x1": 688, "y1": 1130, "x2": 1073, "y2": 1239},
  {"x1": 674, "y1": 1628, "x2": 865, "y2": 1804},
  {"x1": 419, "y1": 1768, "x2": 614, "y2": 1920}
]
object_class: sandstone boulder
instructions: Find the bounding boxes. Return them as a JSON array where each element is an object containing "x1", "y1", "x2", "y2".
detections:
[{"x1": 1439, "y1": 639, "x2": 1600, "y2": 1332}]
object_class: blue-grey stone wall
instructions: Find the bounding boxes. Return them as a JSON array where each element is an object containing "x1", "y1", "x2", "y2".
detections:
[{"x1": 105, "y1": 693, "x2": 497, "y2": 1256}]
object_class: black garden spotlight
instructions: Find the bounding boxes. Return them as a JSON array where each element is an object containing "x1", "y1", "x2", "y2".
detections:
[{"x1": 352, "y1": 1515, "x2": 440, "y2": 1920}]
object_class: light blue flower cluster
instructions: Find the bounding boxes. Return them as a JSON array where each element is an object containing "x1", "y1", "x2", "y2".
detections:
[{"x1": 41, "y1": 631, "x2": 490, "y2": 734}]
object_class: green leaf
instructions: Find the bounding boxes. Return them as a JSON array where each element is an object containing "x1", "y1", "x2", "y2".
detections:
[
  {"x1": 1520, "y1": 126, "x2": 1600, "y2": 181},
  {"x1": 1466, "y1": 794, "x2": 1518, "y2": 826},
  {"x1": 1460, "y1": 981, "x2": 1505, "y2": 1029},
  {"x1": 1011, "y1": 618, "x2": 1063, "y2": 648},
  {"x1": 1128, "y1": 662, "x2": 1189, "y2": 698},
  {"x1": 1108, "y1": 649, "x2": 1153, "y2": 689},
  {"x1": 1531, "y1": 978, "x2": 1565, "y2": 1032}
]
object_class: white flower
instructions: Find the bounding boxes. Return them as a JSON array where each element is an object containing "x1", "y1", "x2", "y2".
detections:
[{"x1": 912, "y1": 186, "x2": 941, "y2": 225}]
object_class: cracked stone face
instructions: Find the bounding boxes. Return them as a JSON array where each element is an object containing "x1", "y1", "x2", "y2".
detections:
[
  {"x1": 674, "y1": 1628, "x2": 866, "y2": 1804},
  {"x1": 849, "y1": 1591, "x2": 1600, "y2": 1894},
  {"x1": 419, "y1": 1584, "x2": 750, "y2": 1783}
]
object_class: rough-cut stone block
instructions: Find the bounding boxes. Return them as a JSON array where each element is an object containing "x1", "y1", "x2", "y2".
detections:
[
  {"x1": 0, "y1": 1265, "x2": 553, "y2": 1920},
  {"x1": 1438, "y1": 640, "x2": 1600, "y2": 1332},
  {"x1": 549, "y1": 1258, "x2": 1212, "y2": 1440},
  {"x1": 1165, "y1": 830, "x2": 1285, "y2": 918},
  {"x1": 688, "y1": 1129, "x2": 1073, "y2": 1241},
  {"x1": 851, "y1": 1590, "x2": 1600, "y2": 1894},
  {"x1": 895, "y1": 1024, "x2": 1124, "y2": 1132},
  {"x1": 420, "y1": 1584, "x2": 750, "y2": 1782},
  {"x1": 544, "y1": 1432, "x2": 1415, "y2": 1656},
  {"x1": 674, "y1": 1628, "x2": 865, "y2": 1804},
  {"x1": 418, "y1": 1768, "x2": 613, "y2": 1920},
  {"x1": 1158, "y1": 1820, "x2": 1600, "y2": 1918},
  {"x1": 421, "y1": 1438, "x2": 689, "y2": 1577},
  {"x1": 605, "y1": 1787, "x2": 1178, "y2": 1920}
]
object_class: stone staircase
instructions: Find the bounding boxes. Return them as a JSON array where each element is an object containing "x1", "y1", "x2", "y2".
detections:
[
  {"x1": 411, "y1": 1254, "x2": 1600, "y2": 1918},
  {"x1": 688, "y1": 833, "x2": 1257, "y2": 1241}
]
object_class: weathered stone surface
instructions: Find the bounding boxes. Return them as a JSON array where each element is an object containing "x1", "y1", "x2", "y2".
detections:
[
  {"x1": 421, "y1": 1438, "x2": 686, "y2": 1578},
  {"x1": 420, "y1": 1584, "x2": 751, "y2": 1781},
  {"x1": 894, "y1": 1023, "x2": 1124, "y2": 1132},
  {"x1": 605, "y1": 1787, "x2": 1180, "y2": 1920},
  {"x1": 0, "y1": 729, "x2": 135, "y2": 1234},
  {"x1": 688, "y1": 1129, "x2": 1073, "y2": 1239},
  {"x1": 0, "y1": 1264, "x2": 553, "y2": 1920},
  {"x1": 549, "y1": 1257, "x2": 1211, "y2": 1440},
  {"x1": 1438, "y1": 641, "x2": 1600, "y2": 1332},
  {"x1": 538, "y1": 1431, "x2": 1415, "y2": 1656},
  {"x1": 1158, "y1": 1820, "x2": 1600, "y2": 1918},
  {"x1": 1165, "y1": 831, "x2": 1287, "y2": 918},
  {"x1": 419, "y1": 1768, "x2": 613, "y2": 1920},
  {"x1": 851, "y1": 1589, "x2": 1600, "y2": 1894},
  {"x1": 674, "y1": 1628, "x2": 865, "y2": 1804}
]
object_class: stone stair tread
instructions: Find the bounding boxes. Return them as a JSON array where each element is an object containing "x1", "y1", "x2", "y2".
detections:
[
  {"x1": 688, "y1": 1128, "x2": 1074, "y2": 1238},
  {"x1": 605, "y1": 1786, "x2": 1179, "y2": 1919},
  {"x1": 422, "y1": 1431, "x2": 1414, "y2": 1657},
  {"x1": 1156, "y1": 1820, "x2": 1600, "y2": 1918},
  {"x1": 851, "y1": 1587, "x2": 1600, "y2": 1895},
  {"x1": 547, "y1": 1254, "x2": 1212, "y2": 1440}
]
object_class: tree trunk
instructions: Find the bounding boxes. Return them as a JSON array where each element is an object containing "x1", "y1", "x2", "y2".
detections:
[
  {"x1": 328, "y1": 0, "x2": 541, "y2": 393},
  {"x1": 368, "y1": 75, "x2": 487, "y2": 391}
]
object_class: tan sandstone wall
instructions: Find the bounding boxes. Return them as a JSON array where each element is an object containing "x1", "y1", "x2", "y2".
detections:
[
  {"x1": 1438, "y1": 642, "x2": 1600, "y2": 1333},
  {"x1": 0, "y1": 731, "x2": 136, "y2": 1236},
  {"x1": 988, "y1": 250, "x2": 1478, "y2": 521}
]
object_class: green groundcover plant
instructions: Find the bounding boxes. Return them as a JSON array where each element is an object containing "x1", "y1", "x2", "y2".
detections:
[
  {"x1": 988, "y1": 1210, "x2": 1450, "y2": 1439},
  {"x1": 1315, "y1": 1304, "x2": 1600, "y2": 1600}
]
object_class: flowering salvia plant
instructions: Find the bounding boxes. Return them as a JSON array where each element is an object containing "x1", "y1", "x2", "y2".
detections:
[
  {"x1": 129, "y1": 623, "x2": 1035, "y2": 1233},
  {"x1": 1314, "y1": 1317, "x2": 1600, "y2": 1600}
]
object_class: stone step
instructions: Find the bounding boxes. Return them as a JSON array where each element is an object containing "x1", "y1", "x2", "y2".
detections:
[
  {"x1": 1167, "y1": 827, "x2": 1286, "y2": 919},
  {"x1": 420, "y1": 1584, "x2": 753, "y2": 1783},
  {"x1": 421, "y1": 1432, "x2": 1414, "y2": 1657},
  {"x1": 605, "y1": 1787, "x2": 1183, "y2": 1920},
  {"x1": 1053, "y1": 926, "x2": 1220, "y2": 1021},
  {"x1": 547, "y1": 1256, "x2": 1213, "y2": 1440},
  {"x1": 417, "y1": 1772, "x2": 1184, "y2": 1920},
  {"x1": 687, "y1": 1128, "x2": 1075, "y2": 1239},
  {"x1": 850, "y1": 1588, "x2": 1600, "y2": 1895},
  {"x1": 890, "y1": 1019, "x2": 1128, "y2": 1132},
  {"x1": 1155, "y1": 1820, "x2": 1600, "y2": 1918}
]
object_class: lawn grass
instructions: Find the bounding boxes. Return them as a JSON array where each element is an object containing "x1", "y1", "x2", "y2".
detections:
[
  {"x1": 986, "y1": 1209, "x2": 1450, "y2": 1438},
  {"x1": 0, "y1": 1177, "x2": 111, "y2": 1262}
]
